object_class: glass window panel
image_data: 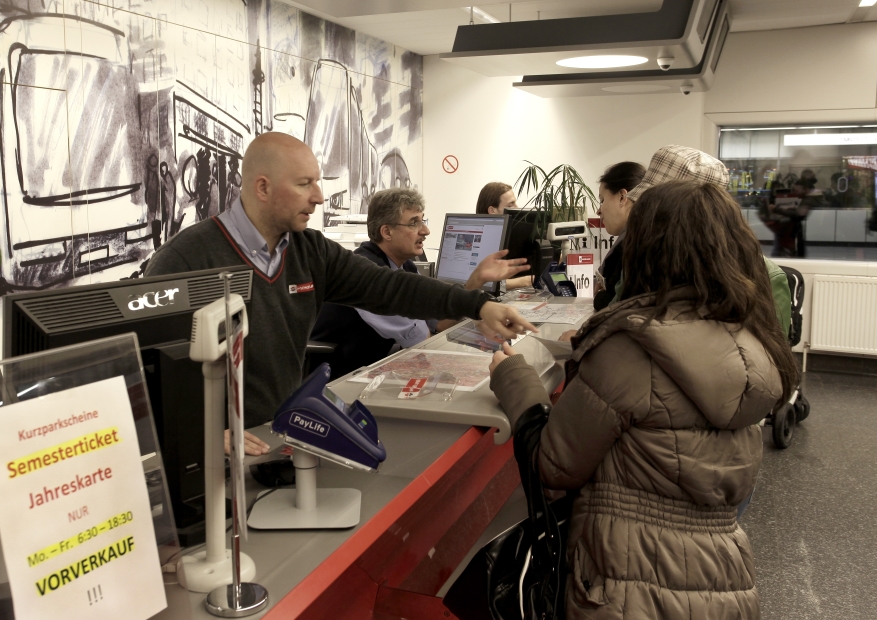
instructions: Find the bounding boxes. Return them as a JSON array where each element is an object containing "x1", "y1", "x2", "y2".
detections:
[{"x1": 719, "y1": 124, "x2": 877, "y2": 261}]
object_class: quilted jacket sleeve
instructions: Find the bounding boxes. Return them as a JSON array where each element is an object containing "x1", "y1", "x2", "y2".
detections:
[
  {"x1": 536, "y1": 376, "x2": 623, "y2": 489},
  {"x1": 535, "y1": 332, "x2": 651, "y2": 490}
]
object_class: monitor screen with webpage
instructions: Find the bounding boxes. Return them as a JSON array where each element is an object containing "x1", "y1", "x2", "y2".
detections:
[{"x1": 435, "y1": 214, "x2": 509, "y2": 294}]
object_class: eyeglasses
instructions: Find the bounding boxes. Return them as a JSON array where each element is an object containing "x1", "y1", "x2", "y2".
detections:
[{"x1": 391, "y1": 218, "x2": 429, "y2": 230}]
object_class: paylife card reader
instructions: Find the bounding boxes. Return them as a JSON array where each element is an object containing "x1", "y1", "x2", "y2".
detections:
[
  {"x1": 270, "y1": 363, "x2": 386, "y2": 472},
  {"x1": 249, "y1": 364, "x2": 386, "y2": 530}
]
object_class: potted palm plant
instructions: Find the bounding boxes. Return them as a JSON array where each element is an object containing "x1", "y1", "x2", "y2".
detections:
[{"x1": 513, "y1": 162, "x2": 599, "y2": 253}]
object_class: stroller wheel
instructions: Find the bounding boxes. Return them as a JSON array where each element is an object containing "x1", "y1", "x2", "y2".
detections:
[
  {"x1": 794, "y1": 392, "x2": 810, "y2": 422},
  {"x1": 772, "y1": 404, "x2": 794, "y2": 449}
]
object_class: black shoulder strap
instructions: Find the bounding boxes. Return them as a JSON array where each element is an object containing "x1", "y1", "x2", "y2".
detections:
[{"x1": 512, "y1": 403, "x2": 565, "y2": 617}]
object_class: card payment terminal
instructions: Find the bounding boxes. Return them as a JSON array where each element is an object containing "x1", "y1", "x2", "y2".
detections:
[{"x1": 539, "y1": 262, "x2": 577, "y2": 297}]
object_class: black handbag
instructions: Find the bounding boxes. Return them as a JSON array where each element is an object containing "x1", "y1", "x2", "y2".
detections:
[{"x1": 444, "y1": 404, "x2": 570, "y2": 620}]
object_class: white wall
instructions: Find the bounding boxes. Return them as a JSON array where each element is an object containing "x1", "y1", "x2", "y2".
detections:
[
  {"x1": 705, "y1": 21, "x2": 877, "y2": 126},
  {"x1": 421, "y1": 55, "x2": 708, "y2": 257},
  {"x1": 422, "y1": 20, "x2": 877, "y2": 238}
]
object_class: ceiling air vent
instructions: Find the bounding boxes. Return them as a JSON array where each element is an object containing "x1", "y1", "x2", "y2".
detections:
[{"x1": 441, "y1": 0, "x2": 730, "y2": 97}]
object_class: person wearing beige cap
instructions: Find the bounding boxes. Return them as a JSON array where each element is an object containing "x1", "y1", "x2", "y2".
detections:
[{"x1": 610, "y1": 145, "x2": 792, "y2": 336}]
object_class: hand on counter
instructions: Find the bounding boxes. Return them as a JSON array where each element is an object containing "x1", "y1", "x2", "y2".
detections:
[
  {"x1": 558, "y1": 329, "x2": 577, "y2": 342},
  {"x1": 225, "y1": 429, "x2": 272, "y2": 456},
  {"x1": 465, "y1": 249, "x2": 529, "y2": 291},
  {"x1": 489, "y1": 342, "x2": 519, "y2": 375},
  {"x1": 477, "y1": 302, "x2": 538, "y2": 341}
]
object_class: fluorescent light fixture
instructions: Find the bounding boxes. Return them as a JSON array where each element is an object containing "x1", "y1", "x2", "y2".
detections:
[
  {"x1": 859, "y1": 0, "x2": 876, "y2": 7},
  {"x1": 803, "y1": 125, "x2": 862, "y2": 129},
  {"x1": 720, "y1": 127, "x2": 796, "y2": 132},
  {"x1": 784, "y1": 133, "x2": 877, "y2": 146},
  {"x1": 557, "y1": 55, "x2": 648, "y2": 69},
  {"x1": 462, "y1": 6, "x2": 501, "y2": 23}
]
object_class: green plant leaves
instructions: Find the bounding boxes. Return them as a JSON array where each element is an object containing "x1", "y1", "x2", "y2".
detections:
[{"x1": 513, "y1": 162, "x2": 598, "y2": 240}]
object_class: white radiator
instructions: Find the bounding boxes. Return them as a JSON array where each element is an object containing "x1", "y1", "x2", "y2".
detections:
[{"x1": 810, "y1": 275, "x2": 877, "y2": 356}]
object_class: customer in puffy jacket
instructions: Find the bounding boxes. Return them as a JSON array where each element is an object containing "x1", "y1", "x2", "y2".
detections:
[{"x1": 489, "y1": 180, "x2": 799, "y2": 619}]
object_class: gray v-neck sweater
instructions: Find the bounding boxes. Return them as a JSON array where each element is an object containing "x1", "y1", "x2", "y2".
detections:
[{"x1": 145, "y1": 218, "x2": 490, "y2": 426}]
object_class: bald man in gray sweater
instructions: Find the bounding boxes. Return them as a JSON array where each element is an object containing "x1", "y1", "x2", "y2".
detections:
[{"x1": 147, "y1": 133, "x2": 535, "y2": 452}]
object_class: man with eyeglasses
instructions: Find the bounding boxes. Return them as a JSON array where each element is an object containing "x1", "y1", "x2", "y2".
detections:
[
  {"x1": 312, "y1": 186, "x2": 529, "y2": 380},
  {"x1": 146, "y1": 133, "x2": 535, "y2": 454}
]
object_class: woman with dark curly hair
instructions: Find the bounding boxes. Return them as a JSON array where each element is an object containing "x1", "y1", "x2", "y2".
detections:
[{"x1": 489, "y1": 180, "x2": 798, "y2": 619}]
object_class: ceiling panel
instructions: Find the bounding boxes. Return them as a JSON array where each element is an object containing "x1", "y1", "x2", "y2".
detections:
[
  {"x1": 280, "y1": 0, "x2": 876, "y2": 57},
  {"x1": 729, "y1": 0, "x2": 866, "y2": 31}
]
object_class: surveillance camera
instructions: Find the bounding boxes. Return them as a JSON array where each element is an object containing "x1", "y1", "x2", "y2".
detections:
[
  {"x1": 680, "y1": 84, "x2": 692, "y2": 95},
  {"x1": 657, "y1": 57, "x2": 674, "y2": 71}
]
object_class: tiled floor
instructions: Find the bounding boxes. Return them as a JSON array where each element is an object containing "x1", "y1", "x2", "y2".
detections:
[{"x1": 742, "y1": 370, "x2": 877, "y2": 619}]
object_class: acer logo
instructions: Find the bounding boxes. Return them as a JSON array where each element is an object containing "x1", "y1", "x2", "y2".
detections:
[{"x1": 127, "y1": 288, "x2": 180, "y2": 311}]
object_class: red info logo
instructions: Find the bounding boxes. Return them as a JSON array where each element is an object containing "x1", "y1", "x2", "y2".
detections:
[
  {"x1": 288, "y1": 282, "x2": 315, "y2": 294},
  {"x1": 568, "y1": 254, "x2": 594, "y2": 265}
]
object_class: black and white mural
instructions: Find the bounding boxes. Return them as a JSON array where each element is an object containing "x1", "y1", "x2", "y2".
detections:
[{"x1": 0, "y1": 0, "x2": 422, "y2": 292}]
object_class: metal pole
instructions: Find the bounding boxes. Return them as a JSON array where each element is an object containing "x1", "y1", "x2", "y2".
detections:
[{"x1": 222, "y1": 273, "x2": 241, "y2": 610}]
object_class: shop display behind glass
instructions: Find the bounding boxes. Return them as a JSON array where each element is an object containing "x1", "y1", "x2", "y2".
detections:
[{"x1": 718, "y1": 125, "x2": 877, "y2": 261}]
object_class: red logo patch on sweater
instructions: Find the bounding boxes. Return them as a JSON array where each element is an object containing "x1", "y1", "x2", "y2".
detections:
[{"x1": 289, "y1": 282, "x2": 314, "y2": 294}]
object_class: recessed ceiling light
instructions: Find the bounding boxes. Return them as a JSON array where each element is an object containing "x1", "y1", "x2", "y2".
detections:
[
  {"x1": 557, "y1": 55, "x2": 648, "y2": 69},
  {"x1": 859, "y1": 0, "x2": 876, "y2": 7},
  {"x1": 602, "y1": 85, "x2": 670, "y2": 93}
]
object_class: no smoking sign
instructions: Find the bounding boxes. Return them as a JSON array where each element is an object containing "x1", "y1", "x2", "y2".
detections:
[{"x1": 442, "y1": 155, "x2": 459, "y2": 174}]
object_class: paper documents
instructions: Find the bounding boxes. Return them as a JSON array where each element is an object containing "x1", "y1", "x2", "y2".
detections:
[
  {"x1": 533, "y1": 336, "x2": 574, "y2": 360},
  {"x1": 350, "y1": 349, "x2": 492, "y2": 391},
  {"x1": 508, "y1": 301, "x2": 593, "y2": 325}
]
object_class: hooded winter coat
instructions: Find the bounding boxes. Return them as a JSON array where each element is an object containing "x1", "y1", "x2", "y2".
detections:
[{"x1": 489, "y1": 288, "x2": 783, "y2": 619}]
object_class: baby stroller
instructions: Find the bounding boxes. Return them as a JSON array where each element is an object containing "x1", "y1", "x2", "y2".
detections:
[{"x1": 767, "y1": 266, "x2": 810, "y2": 449}]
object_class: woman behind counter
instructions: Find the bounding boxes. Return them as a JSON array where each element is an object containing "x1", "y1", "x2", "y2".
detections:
[
  {"x1": 475, "y1": 182, "x2": 534, "y2": 290},
  {"x1": 488, "y1": 180, "x2": 798, "y2": 619}
]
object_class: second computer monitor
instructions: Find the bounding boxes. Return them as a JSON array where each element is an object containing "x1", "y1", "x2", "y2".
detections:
[{"x1": 435, "y1": 214, "x2": 509, "y2": 295}]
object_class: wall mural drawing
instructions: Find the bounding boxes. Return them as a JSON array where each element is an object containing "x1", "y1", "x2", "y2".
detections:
[{"x1": 0, "y1": 0, "x2": 423, "y2": 293}]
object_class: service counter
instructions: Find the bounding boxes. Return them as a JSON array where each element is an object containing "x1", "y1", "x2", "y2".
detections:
[{"x1": 157, "y1": 297, "x2": 592, "y2": 620}]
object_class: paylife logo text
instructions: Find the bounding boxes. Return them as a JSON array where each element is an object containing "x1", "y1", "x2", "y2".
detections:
[
  {"x1": 291, "y1": 414, "x2": 329, "y2": 437},
  {"x1": 127, "y1": 288, "x2": 180, "y2": 311}
]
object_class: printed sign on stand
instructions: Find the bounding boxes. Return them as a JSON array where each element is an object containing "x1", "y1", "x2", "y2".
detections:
[
  {"x1": 0, "y1": 376, "x2": 167, "y2": 620},
  {"x1": 566, "y1": 252, "x2": 595, "y2": 298}
]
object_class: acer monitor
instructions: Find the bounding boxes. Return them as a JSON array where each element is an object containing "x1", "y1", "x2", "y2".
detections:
[{"x1": 2, "y1": 266, "x2": 254, "y2": 545}]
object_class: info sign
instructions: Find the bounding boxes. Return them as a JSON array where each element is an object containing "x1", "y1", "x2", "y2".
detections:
[
  {"x1": 0, "y1": 376, "x2": 166, "y2": 620},
  {"x1": 565, "y1": 253, "x2": 595, "y2": 299}
]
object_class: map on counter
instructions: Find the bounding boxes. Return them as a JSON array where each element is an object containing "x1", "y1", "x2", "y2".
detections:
[
  {"x1": 508, "y1": 301, "x2": 593, "y2": 325},
  {"x1": 349, "y1": 349, "x2": 493, "y2": 391}
]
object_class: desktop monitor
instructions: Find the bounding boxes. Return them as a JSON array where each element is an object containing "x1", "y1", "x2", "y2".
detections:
[
  {"x1": 435, "y1": 214, "x2": 509, "y2": 294},
  {"x1": 2, "y1": 266, "x2": 253, "y2": 545},
  {"x1": 504, "y1": 209, "x2": 555, "y2": 280}
]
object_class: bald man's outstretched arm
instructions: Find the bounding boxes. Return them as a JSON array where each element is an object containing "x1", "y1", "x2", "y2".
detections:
[{"x1": 317, "y1": 233, "x2": 490, "y2": 322}]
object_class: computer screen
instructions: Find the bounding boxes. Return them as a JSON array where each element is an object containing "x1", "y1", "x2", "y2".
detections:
[
  {"x1": 505, "y1": 209, "x2": 554, "y2": 279},
  {"x1": 2, "y1": 266, "x2": 253, "y2": 546},
  {"x1": 435, "y1": 214, "x2": 509, "y2": 294}
]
